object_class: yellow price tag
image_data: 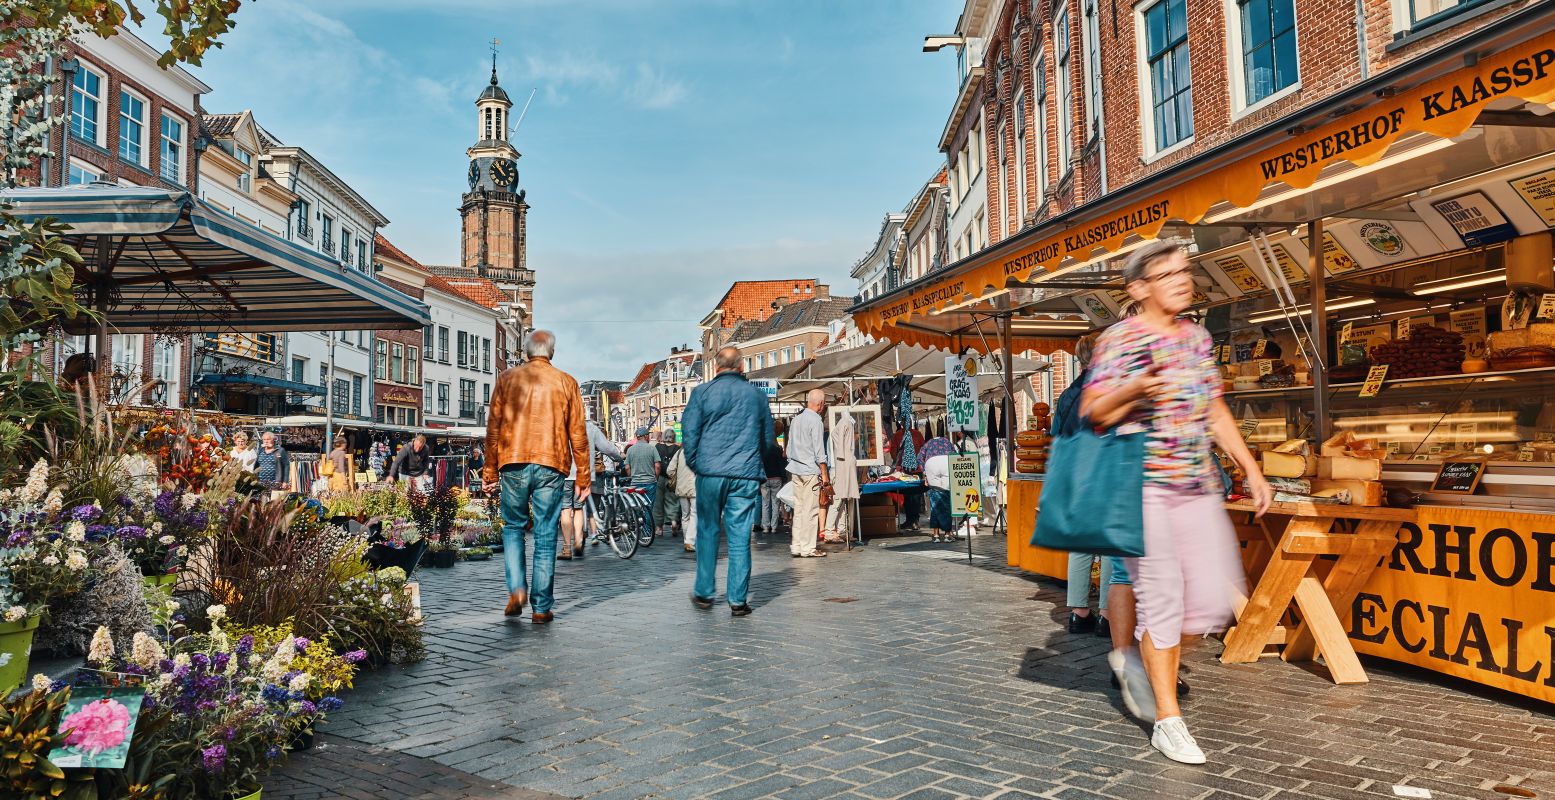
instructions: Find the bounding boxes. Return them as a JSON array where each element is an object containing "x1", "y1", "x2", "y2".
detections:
[
  {"x1": 1519, "y1": 446, "x2": 1535, "y2": 462},
  {"x1": 1340, "y1": 322, "x2": 1353, "y2": 345},
  {"x1": 1396, "y1": 316, "x2": 1412, "y2": 341},
  {"x1": 1257, "y1": 359, "x2": 1274, "y2": 376},
  {"x1": 1359, "y1": 364, "x2": 1389, "y2": 398},
  {"x1": 1252, "y1": 339, "x2": 1269, "y2": 358}
]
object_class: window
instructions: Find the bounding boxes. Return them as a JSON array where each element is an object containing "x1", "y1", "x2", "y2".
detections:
[
  {"x1": 482, "y1": 382, "x2": 490, "y2": 404},
  {"x1": 1143, "y1": 0, "x2": 1193, "y2": 151},
  {"x1": 70, "y1": 67, "x2": 104, "y2": 145},
  {"x1": 374, "y1": 340, "x2": 388, "y2": 380},
  {"x1": 357, "y1": 240, "x2": 367, "y2": 270},
  {"x1": 118, "y1": 90, "x2": 146, "y2": 165},
  {"x1": 1237, "y1": 0, "x2": 1297, "y2": 107},
  {"x1": 294, "y1": 199, "x2": 312, "y2": 240},
  {"x1": 458, "y1": 379, "x2": 476, "y2": 418},
  {"x1": 391, "y1": 342, "x2": 404, "y2": 383},
  {"x1": 151, "y1": 339, "x2": 179, "y2": 405},
  {"x1": 407, "y1": 346, "x2": 419, "y2": 385},
  {"x1": 159, "y1": 115, "x2": 183, "y2": 184},
  {"x1": 1083, "y1": 0, "x2": 1103, "y2": 140},
  {"x1": 321, "y1": 215, "x2": 334, "y2": 250},
  {"x1": 1015, "y1": 89, "x2": 1028, "y2": 220},
  {"x1": 456, "y1": 330, "x2": 469, "y2": 367},
  {"x1": 292, "y1": 357, "x2": 305, "y2": 384},
  {"x1": 1034, "y1": 52, "x2": 1050, "y2": 199},
  {"x1": 67, "y1": 162, "x2": 100, "y2": 185},
  {"x1": 438, "y1": 327, "x2": 450, "y2": 363},
  {"x1": 407, "y1": 409, "x2": 417, "y2": 426},
  {"x1": 319, "y1": 363, "x2": 328, "y2": 387},
  {"x1": 437, "y1": 383, "x2": 449, "y2": 416},
  {"x1": 352, "y1": 375, "x2": 364, "y2": 416},
  {"x1": 1407, "y1": 0, "x2": 1480, "y2": 28},
  {"x1": 333, "y1": 378, "x2": 351, "y2": 415},
  {"x1": 423, "y1": 326, "x2": 433, "y2": 351},
  {"x1": 341, "y1": 229, "x2": 353, "y2": 264},
  {"x1": 234, "y1": 147, "x2": 252, "y2": 192},
  {"x1": 795, "y1": 344, "x2": 805, "y2": 360},
  {"x1": 482, "y1": 338, "x2": 491, "y2": 372},
  {"x1": 1055, "y1": 8, "x2": 1074, "y2": 173},
  {"x1": 743, "y1": 357, "x2": 752, "y2": 372},
  {"x1": 969, "y1": 119, "x2": 982, "y2": 181},
  {"x1": 424, "y1": 382, "x2": 433, "y2": 413},
  {"x1": 997, "y1": 119, "x2": 1010, "y2": 235}
]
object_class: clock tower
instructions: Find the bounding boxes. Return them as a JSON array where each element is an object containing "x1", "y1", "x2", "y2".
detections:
[{"x1": 460, "y1": 59, "x2": 535, "y2": 324}]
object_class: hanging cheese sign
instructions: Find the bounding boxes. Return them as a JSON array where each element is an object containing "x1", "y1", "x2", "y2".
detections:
[
  {"x1": 1340, "y1": 322, "x2": 1354, "y2": 345},
  {"x1": 1268, "y1": 244, "x2": 1308, "y2": 284},
  {"x1": 1257, "y1": 359, "x2": 1275, "y2": 376},
  {"x1": 1322, "y1": 232, "x2": 1361, "y2": 275},
  {"x1": 1359, "y1": 364, "x2": 1389, "y2": 398},
  {"x1": 1396, "y1": 316, "x2": 1413, "y2": 340},
  {"x1": 1252, "y1": 339, "x2": 1269, "y2": 358},
  {"x1": 1214, "y1": 254, "x2": 1263, "y2": 293}
]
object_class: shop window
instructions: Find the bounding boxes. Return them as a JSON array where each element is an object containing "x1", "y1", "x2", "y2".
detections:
[
  {"x1": 119, "y1": 90, "x2": 146, "y2": 166},
  {"x1": 1237, "y1": 0, "x2": 1298, "y2": 107},
  {"x1": 1142, "y1": 0, "x2": 1193, "y2": 152},
  {"x1": 1055, "y1": 7, "x2": 1074, "y2": 173},
  {"x1": 70, "y1": 66, "x2": 104, "y2": 146},
  {"x1": 160, "y1": 114, "x2": 184, "y2": 184}
]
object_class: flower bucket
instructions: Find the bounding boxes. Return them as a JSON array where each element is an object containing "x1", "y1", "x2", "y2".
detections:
[
  {"x1": 143, "y1": 573, "x2": 177, "y2": 603},
  {"x1": 0, "y1": 613, "x2": 43, "y2": 695},
  {"x1": 229, "y1": 787, "x2": 262, "y2": 800},
  {"x1": 431, "y1": 549, "x2": 456, "y2": 569}
]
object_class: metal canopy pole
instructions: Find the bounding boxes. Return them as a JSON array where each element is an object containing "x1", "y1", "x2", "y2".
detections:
[
  {"x1": 1309, "y1": 218, "x2": 1329, "y2": 444},
  {"x1": 1000, "y1": 313, "x2": 1014, "y2": 539}
]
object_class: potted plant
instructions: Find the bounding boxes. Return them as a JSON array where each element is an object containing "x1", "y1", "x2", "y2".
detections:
[
  {"x1": 0, "y1": 460, "x2": 92, "y2": 693},
  {"x1": 124, "y1": 486, "x2": 211, "y2": 602},
  {"x1": 224, "y1": 622, "x2": 365, "y2": 753},
  {"x1": 462, "y1": 546, "x2": 492, "y2": 562},
  {"x1": 364, "y1": 520, "x2": 426, "y2": 577},
  {"x1": 426, "y1": 539, "x2": 457, "y2": 568}
]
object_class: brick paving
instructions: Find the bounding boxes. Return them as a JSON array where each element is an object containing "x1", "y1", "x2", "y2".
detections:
[{"x1": 268, "y1": 530, "x2": 1555, "y2": 800}]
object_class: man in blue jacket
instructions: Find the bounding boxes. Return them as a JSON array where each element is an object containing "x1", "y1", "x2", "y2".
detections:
[{"x1": 682, "y1": 346, "x2": 774, "y2": 617}]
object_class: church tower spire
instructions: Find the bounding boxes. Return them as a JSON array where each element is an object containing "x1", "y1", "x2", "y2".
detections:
[{"x1": 459, "y1": 39, "x2": 533, "y2": 328}]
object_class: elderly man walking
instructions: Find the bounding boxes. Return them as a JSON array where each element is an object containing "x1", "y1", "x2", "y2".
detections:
[
  {"x1": 787, "y1": 388, "x2": 831, "y2": 558},
  {"x1": 682, "y1": 346, "x2": 774, "y2": 616},
  {"x1": 483, "y1": 330, "x2": 590, "y2": 625}
]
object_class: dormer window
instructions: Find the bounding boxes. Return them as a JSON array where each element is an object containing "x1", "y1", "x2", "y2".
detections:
[{"x1": 235, "y1": 146, "x2": 253, "y2": 192}]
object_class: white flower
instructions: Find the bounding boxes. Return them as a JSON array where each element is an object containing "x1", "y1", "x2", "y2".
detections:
[
  {"x1": 88, "y1": 626, "x2": 115, "y2": 665},
  {"x1": 157, "y1": 534, "x2": 176, "y2": 545},
  {"x1": 288, "y1": 673, "x2": 311, "y2": 693},
  {"x1": 172, "y1": 653, "x2": 191, "y2": 669},
  {"x1": 65, "y1": 550, "x2": 88, "y2": 571},
  {"x1": 156, "y1": 673, "x2": 174, "y2": 689},
  {"x1": 248, "y1": 654, "x2": 264, "y2": 668},
  {"x1": 380, "y1": 593, "x2": 393, "y2": 605},
  {"x1": 224, "y1": 655, "x2": 238, "y2": 677},
  {"x1": 130, "y1": 632, "x2": 166, "y2": 670},
  {"x1": 66, "y1": 521, "x2": 86, "y2": 542},
  {"x1": 181, "y1": 493, "x2": 199, "y2": 510},
  {"x1": 31, "y1": 673, "x2": 52, "y2": 694},
  {"x1": 4, "y1": 606, "x2": 27, "y2": 623},
  {"x1": 40, "y1": 555, "x2": 58, "y2": 566},
  {"x1": 210, "y1": 627, "x2": 229, "y2": 652},
  {"x1": 206, "y1": 604, "x2": 226, "y2": 621},
  {"x1": 163, "y1": 600, "x2": 179, "y2": 615},
  {"x1": 43, "y1": 489, "x2": 62, "y2": 513},
  {"x1": 20, "y1": 460, "x2": 50, "y2": 503},
  {"x1": 151, "y1": 521, "x2": 164, "y2": 534}
]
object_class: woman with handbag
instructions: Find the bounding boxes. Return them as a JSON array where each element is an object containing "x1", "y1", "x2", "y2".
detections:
[
  {"x1": 1079, "y1": 239, "x2": 1271, "y2": 765},
  {"x1": 325, "y1": 436, "x2": 352, "y2": 494}
]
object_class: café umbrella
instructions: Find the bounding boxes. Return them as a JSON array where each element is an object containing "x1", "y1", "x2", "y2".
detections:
[{"x1": 1, "y1": 183, "x2": 430, "y2": 363}]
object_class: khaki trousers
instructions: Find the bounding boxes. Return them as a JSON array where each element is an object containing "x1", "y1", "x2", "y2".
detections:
[{"x1": 789, "y1": 474, "x2": 822, "y2": 555}]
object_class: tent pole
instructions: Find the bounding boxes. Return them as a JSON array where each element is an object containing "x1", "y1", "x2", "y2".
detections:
[
  {"x1": 94, "y1": 234, "x2": 111, "y2": 386},
  {"x1": 1309, "y1": 218, "x2": 1329, "y2": 443}
]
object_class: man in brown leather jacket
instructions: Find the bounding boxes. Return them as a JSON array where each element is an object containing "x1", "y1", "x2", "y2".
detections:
[{"x1": 483, "y1": 330, "x2": 590, "y2": 624}]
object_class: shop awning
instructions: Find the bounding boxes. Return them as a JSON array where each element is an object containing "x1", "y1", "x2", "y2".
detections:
[
  {"x1": 851, "y1": 12, "x2": 1555, "y2": 350},
  {"x1": 195, "y1": 373, "x2": 325, "y2": 396},
  {"x1": 1, "y1": 184, "x2": 429, "y2": 333}
]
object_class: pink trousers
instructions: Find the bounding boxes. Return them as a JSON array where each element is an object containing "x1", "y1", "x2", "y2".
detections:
[{"x1": 1124, "y1": 486, "x2": 1246, "y2": 648}]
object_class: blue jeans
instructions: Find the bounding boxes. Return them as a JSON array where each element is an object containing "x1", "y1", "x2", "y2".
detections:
[
  {"x1": 693, "y1": 475, "x2": 759, "y2": 607},
  {"x1": 499, "y1": 464, "x2": 565, "y2": 613},
  {"x1": 636, "y1": 481, "x2": 658, "y2": 531}
]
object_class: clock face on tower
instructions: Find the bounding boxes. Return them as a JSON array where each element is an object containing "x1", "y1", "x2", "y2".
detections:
[
  {"x1": 489, "y1": 159, "x2": 517, "y2": 188},
  {"x1": 467, "y1": 161, "x2": 480, "y2": 189}
]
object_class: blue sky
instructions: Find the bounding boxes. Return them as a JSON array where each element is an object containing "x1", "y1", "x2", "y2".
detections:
[{"x1": 166, "y1": 0, "x2": 955, "y2": 380}]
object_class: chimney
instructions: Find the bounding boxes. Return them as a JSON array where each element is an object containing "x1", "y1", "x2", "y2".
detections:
[{"x1": 814, "y1": 284, "x2": 830, "y2": 299}]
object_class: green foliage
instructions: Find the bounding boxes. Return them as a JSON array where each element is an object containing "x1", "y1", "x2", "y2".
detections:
[
  {"x1": 330, "y1": 568, "x2": 424, "y2": 666},
  {"x1": 44, "y1": 381, "x2": 145, "y2": 509},
  {"x1": 0, "y1": 1, "x2": 246, "y2": 68},
  {"x1": 0, "y1": 686, "x2": 80, "y2": 800}
]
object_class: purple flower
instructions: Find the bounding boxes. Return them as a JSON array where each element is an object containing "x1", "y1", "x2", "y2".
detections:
[
  {"x1": 235, "y1": 635, "x2": 254, "y2": 657},
  {"x1": 116, "y1": 525, "x2": 149, "y2": 541},
  {"x1": 196, "y1": 700, "x2": 217, "y2": 712},
  {"x1": 343, "y1": 650, "x2": 367, "y2": 664},
  {"x1": 261, "y1": 685, "x2": 290, "y2": 704},
  {"x1": 318, "y1": 696, "x2": 344, "y2": 712},
  {"x1": 264, "y1": 745, "x2": 283, "y2": 760},
  {"x1": 297, "y1": 700, "x2": 317, "y2": 716},
  {"x1": 71, "y1": 505, "x2": 100, "y2": 521},
  {"x1": 201, "y1": 744, "x2": 227, "y2": 773},
  {"x1": 293, "y1": 637, "x2": 310, "y2": 651}
]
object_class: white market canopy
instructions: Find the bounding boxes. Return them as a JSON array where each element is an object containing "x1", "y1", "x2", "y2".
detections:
[{"x1": 748, "y1": 341, "x2": 1049, "y2": 404}]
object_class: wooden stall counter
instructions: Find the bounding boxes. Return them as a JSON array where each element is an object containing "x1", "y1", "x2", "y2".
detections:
[{"x1": 1006, "y1": 475, "x2": 1068, "y2": 580}]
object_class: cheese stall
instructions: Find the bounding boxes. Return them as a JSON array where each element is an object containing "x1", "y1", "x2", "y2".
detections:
[{"x1": 848, "y1": 18, "x2": 1555, "y2": 703}]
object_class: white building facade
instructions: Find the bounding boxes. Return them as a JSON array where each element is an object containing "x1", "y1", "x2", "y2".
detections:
[
  {"x1": 421, "y1": 285, "x2": 501, "y2": 428},
  {"x1": 851, "y1": 213, "x2": 904, "y2": 301},
  {"x1": 939, "y1": 0, "x2": 995, "y2": 263}
]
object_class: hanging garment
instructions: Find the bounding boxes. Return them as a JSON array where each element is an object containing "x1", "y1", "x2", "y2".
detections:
[{"x1": 898, "y1": 383, "x2": 918, "y2": 472}]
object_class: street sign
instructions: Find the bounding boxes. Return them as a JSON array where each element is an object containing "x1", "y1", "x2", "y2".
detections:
[
  {"x1": 945, "y1": 356, "x2": 977, "y2": 432},
  {"x1": 750, "y1": 379, "x2": 780, "y2": 400},
  {"x1": 949, "y1": 454, "x2": 979, "y2": 517}
]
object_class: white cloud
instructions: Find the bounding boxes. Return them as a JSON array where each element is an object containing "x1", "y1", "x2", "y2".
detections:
[
  {"x1": 519, "y1": 50, "x2": 688, "y2": 109},
  {"x1": 626, "y1": 64, "x2": 688, "y2": 109}
]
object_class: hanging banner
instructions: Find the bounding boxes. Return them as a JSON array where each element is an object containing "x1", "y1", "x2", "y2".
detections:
[
  {"x1": 1350, "y1": 505, "x2": 1555, "y2": 705},
  {"x1": 944, "y1": 357, "x2": 978, "y2": 433}
]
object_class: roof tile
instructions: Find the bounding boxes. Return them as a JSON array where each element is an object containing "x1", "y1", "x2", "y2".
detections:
[{"x1": 710, "y1": 280, "x2": 821, "y2": 329}]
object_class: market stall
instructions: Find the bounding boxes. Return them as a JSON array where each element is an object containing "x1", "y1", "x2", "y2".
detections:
[{"x1": 848, "y1": 18, "x2": 1555, "y2": 704}]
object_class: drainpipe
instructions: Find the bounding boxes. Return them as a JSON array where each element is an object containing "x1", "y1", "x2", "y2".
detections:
[
  {"x1": 1354, "y1": 0, "x2": 1370, "y2": 81},
  {"x1": 56, "y1": 57, "x2": 79, "y2": 187}
]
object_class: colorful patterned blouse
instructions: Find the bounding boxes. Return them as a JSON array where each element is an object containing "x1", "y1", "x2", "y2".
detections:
[{"x1": 1084, "y1": 315, "x2": 1222, "y2": 496}]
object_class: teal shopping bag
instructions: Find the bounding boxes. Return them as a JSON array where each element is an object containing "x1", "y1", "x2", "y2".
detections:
[{"x1": 1030, "y1": 422, "x2": 1146, "y2": 557}]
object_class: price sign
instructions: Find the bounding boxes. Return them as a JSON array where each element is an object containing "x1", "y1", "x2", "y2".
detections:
[
  {"x1": 1257, "y1": 359, "x2": 1274, "y2": 376},
  {"x1": 1216, "y1": 344, "x2": 1233, "y2": 365},
  {"x1": 1252, "y1": 339, "x2": 1269, "y2": 358},
  {"x1": 1340, "y1": 322, "x2": 1353, "y2": 345},
  {"x1": 1540, "y1": 293, "x2": 1555, "y2": 321},
  {"x1": 1396, "y1": 316, "x2": 1412, "y2": 340},
  {"x1": 1359, "y1": 364, "x2": 1389, "y2": 398},
  {"x1": 1519, "y1": 445, "x2": 1536, "y2": 462},
  {"x1": 1431, "y1": 460, "x2": 1486, "y2": 493},
  {"x1": 948, "y1": 454, "x2": 980, "y2": 517},
  {"x1": 944, "y1": 357, "x2": 978, "y2": 433}
]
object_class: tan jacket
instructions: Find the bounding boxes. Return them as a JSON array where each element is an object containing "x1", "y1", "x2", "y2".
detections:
[{"x1": 482, "y1": 357, "x2": 590, "y2": 490}]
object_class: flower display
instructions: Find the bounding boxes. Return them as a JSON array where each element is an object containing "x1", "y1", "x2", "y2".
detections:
[
  {"x1": 59, "y1": 696, "x2": 131, "y2": 755},
  {"x1": 145, "y1": 422, "x2": 229, "y2": 491}
]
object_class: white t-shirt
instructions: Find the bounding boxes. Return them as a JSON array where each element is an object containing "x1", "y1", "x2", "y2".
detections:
[{"x1": 231, "y1": 447, "x2": 257, "y2": 471}]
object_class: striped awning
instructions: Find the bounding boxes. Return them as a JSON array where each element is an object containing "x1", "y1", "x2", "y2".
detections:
[{"x1": 1, "y1": 184, "x2": 429, "y2": 333}]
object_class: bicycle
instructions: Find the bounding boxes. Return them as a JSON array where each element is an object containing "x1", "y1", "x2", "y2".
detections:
[{"x1": 587, "y1": 471, "x2": 647, "y2": 559}]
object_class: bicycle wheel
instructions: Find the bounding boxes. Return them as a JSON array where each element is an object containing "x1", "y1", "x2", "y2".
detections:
[
  {"x1": 606, "y1": 495, "x2": 638, "y2": 559},
  {"x1": 636, "y1": 492, "x2": 656, "y2": 548}
]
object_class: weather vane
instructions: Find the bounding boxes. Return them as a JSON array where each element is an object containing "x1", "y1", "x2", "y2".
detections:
[{"x1": 490, "y1": 37, "x2": 500, "y2": 79}]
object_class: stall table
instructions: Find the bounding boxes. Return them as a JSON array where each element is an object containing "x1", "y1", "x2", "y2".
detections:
[{"x1": 1222, "y1": 500, "x2": 1416, "y2": 684}]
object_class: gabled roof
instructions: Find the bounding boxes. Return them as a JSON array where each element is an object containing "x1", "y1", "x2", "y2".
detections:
[
  {"x1": 729, "y1": 296, "x2": 853, "y2": 345},
  {"x1": 373, "y1": 233, "x2": 425, "y2": 270},
  {"x1": 705, "y1": 280, "x2": 819, "y2": 329},
  {"x1": 443, "y1": 277, "x2": 507, "y2": 310},
  {"x1": 625, "y1": 362, "x2": 658, "y2": 394},
  {"x1": 201, "y1": 113, "x2": 241, "y2": 139}
]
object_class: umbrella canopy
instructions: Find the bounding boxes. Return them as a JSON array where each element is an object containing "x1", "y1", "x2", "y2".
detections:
[{"x1": 2, "y1": 184, "x2": 428, "y2": 333}]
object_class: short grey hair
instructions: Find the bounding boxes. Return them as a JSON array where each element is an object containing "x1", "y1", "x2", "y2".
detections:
[
  {"x1": 526, "y1": 329, "x2": 556, "y2": 359},
  {"x1": 1122, "y1": 238, "x2": 1187, "y2": 284},
  {"x1": 715, "y1": 346, "x2": 742, "y2": 372}
]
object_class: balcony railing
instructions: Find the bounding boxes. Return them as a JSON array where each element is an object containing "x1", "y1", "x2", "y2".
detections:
[{"x1": 296, "y1": 221, "x2": 312, "y2": 241}]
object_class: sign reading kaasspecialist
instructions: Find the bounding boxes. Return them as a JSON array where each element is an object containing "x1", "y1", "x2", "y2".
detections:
[{"x1": 944, "y1": 357, "x2": 977, "y2": 433}]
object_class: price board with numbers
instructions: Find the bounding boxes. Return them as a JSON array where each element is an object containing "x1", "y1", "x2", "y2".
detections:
[{"x1": 1359, "y1": 365, "x2": 1389, "y2": 398}]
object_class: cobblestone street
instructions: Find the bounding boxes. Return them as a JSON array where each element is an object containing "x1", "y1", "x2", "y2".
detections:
[{"x1": 270, "y1": 532, "x2": 1554, "y2": 800}]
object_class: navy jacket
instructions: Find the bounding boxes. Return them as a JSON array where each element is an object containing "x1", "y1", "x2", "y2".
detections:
[
  {"x1": 682, "y1": 371, "x2": 775, "y2": 481},
  {"x1": 1051, "y1": 367, "x2": 1091, "y2": 438}
]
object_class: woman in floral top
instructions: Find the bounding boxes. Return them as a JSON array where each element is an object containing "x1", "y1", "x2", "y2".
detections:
[{"x1": 1081, "y1": 239, "x2": 1271, "y2": 766}]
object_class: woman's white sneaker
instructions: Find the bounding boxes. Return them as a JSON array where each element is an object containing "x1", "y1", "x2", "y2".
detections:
[{"x1": 1150, "y1": 716, "x2": 1206, "y2": 764}]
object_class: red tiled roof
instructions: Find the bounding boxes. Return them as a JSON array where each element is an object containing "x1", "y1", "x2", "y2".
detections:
[
  {"x1": 625, "y1": 362, "x2": 657, "y2": 393},
  {"x1": 442, "y1": 277, "x2": 507, "y2": 310},
  {"x1": 710, "y1": 280, "x2": 820, "y2": 329}
]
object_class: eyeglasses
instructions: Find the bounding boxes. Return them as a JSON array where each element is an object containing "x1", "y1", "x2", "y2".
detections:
[{"x1": 1137, "y1": 266, "x2": 1194, "y2": 283}]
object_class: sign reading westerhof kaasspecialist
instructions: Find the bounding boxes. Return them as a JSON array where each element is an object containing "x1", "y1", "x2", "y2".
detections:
[{"x1": 944, "y1": 357, "x2": 977, "y2": 433}]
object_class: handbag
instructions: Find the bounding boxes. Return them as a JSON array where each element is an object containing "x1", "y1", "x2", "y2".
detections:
[
  {"x1": 1030, "y1": 419, "x2": 1147, "y2": 557},
  {"x1": 818, "y1": 481, "x2": 835, "y2": 508},
  {"x1": 320, "y1": 459, "x2": 336, "y2": 477}
]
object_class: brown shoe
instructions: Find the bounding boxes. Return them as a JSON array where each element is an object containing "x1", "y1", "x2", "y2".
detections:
[
  {"x1": 504, "y1": 591, "x2": 527, "y2": 617},
  {"x1": 557, "y1": 552, "x2": 572, "y2": 560},
  {"x1": 532, "y1": 611, "x2": 554, "y2": 625}
]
